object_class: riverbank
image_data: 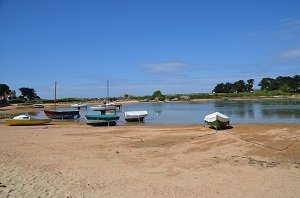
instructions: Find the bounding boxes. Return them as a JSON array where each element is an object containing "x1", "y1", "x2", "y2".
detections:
[{"x1": 0, "y1": 123, "x2": 299, "y2": 197}]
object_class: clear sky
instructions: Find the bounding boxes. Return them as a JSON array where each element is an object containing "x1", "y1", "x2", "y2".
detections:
[{"x1": 1, "y1": 0, "x2": 299, "y2": 99}]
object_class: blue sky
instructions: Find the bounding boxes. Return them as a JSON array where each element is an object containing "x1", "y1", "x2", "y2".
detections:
[{"x1": 1, "y1": 0, "x2": 299, "y2": 99}]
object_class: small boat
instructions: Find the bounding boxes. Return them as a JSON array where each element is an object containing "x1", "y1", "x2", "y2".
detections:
[
  {"x1": 44, "y1": 110, "x2": 80, "y2": 119},
  {"x1": 90, "y1": 105, "x2": 117, "y2": 111},
  {"x1": 4, "y1": 115, "x2": 52, "y2": 126},
  {"x1": 123, "y1": 110, "x2": 148, "y2": 122},
  {"x1": 32, "y1": 104, "x2": 44, "y2": 108},
  {"x1": 44, "y1": 82, "x2": 80, "y2": 119},
  {"x1": 204, "y1": 112, "x2": 230, "y2": 130},
  {"x1": 85, "y1": 114, "x2": 120, "y2": 126},
  {"x1": 70, "y1": 103, "x2": 87, "y2": 109}
]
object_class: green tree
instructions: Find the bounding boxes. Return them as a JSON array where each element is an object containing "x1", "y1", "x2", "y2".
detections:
[
  {"x1": 246, "y1": 79, "x2": 254, "y2": 92},
  {"x1": 151, "y1": 90, "x2": 165, "y2": 100},
  {"x1": 258, "y1": 78, "x2": 275, "y2": 91},
  {"x1": 19, "y1": 87, "x2": 40, "y2": 100},
  {"x1": 0, "y1": 84, "x2": 10, "y2": 97},
  {"x1": 233, "y1": 80, "x2": 246, "y2": 93}
]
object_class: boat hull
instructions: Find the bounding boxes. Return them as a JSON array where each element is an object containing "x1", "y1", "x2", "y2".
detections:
[
  {"x1": 44, "y1": 110, "x2": 80, "y2": 119},
  {"x1": 85, "y1": 114, "x2": 120, "y2": 126},
  {"x1": 124, "y1": 116, "x2": 146, "y2": 122},
  {"x1": 205, "y1": 120, "x2": 229, "y2": 130},
  {"x1": 4, "y1": 119, "x2": 52, "y2": 126}
]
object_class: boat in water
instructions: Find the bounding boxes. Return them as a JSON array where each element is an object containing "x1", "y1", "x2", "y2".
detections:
[
  {"x1": 4, "y1": 115, "x2": 52, "y2": 126},
  {"x1": 90, "y1": 105, "x2": 117, "y2": 111},
  {"x1": 44, "y1": 82, "x2": 80, "y2": 119},
  {"x1": 70, "y1": 103, "x2": 87, "y2": 109},
  {"x1": 85, "y1": 114, "x2": 120, "y2": 126},
  {"x1": 204, "y1": 112, "x2": 230, "y2": 130},
  {"x1": 123, "y1": 110, "x2": 148, "y2": 122}
]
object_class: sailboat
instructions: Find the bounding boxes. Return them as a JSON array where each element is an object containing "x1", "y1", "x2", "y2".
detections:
[
  {"x1": 44, "y1": 82, "x2": 80, "y2": 119},
  {"x1": 85, "y1": 80, "x2": 120, "y2": 126}
]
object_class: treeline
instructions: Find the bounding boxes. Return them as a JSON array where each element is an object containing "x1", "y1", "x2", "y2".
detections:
[
  {"x1": 213, "y1": 79, "x2": 254, "y2": 93},
  {"x1": 213, "y1": 75, "x2": 300, "y2": 93},
  {"x1": 258, "y1": 75, "x2": 300, "y2": 93}
]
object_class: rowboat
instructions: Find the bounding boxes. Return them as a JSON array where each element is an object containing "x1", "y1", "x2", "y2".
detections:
[
  {"x1": 4, "y1": 115, "x2": 52, "y2": 126},
  {"x1": 85, "y1": 114, "x2": 120, "y2": 126},
  {"x1": 123, "y1": 110, "x2": 148, "y2": 122},
  {"x1": 204, "y1": 112, "x2": 230, "y2": 130}
]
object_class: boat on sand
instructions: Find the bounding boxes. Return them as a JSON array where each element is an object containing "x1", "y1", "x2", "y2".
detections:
[
  {"x1": 4, "y1": 115, "x2": 52, "y2": 126},
  {"x1": 204, "y1": 112, "x2": 230, "y2": 130},
  {"x1": 44, "y1": 82, "x2": 80, "y2": 119},
  {"x1": 44, "y1": 110, "x2": 80, "y2": 119},
  {"x1": 85, "y1": 114, "x2": 120, "y2": 126}
]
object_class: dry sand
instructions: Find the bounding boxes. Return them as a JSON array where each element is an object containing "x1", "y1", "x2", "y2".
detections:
[{"x1": 0, "y1": 122, "x2": 300, "y2": 197}]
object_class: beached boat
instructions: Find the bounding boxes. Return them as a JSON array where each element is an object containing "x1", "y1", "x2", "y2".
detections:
[
  {"x1": 32, "y1": 104, "x2": 44, "y2": 108},
  {"x1": 85, "y1": 114, "x2": 120, "y2": 126},
  {"x1": 4, "y1": 115, "x2": 52, "y2": 126},
  {"x1": 44, "y1": 82, "x2": 80, "y2": 119},
  {"x1": 204, "y1": 112, "x2": 230, "y2": 130},
  {"x1": 44, "y1": 110, "x2": 80, "y2": 119},
  {"x1": 123, "y1": 110, "x2": 148, "y2": 122}
]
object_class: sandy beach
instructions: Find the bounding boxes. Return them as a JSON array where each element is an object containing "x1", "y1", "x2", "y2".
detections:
[{"x1": 0, "y1": 121, "x2": 299, "y2": 197}]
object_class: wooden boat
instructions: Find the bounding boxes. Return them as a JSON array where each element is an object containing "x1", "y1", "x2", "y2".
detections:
[
  {"x1": 123, "y1": 110, "x2": 148, "y2": 122},
  {"x1": 204, "y1": 112, "x2": 230, "y2": 130},
  {"x1": 44, "y1": 82, "x2": 80, "y2": 119},
  {"x1": 85, "y1": 114, "x2": 120, "y2": 126},
  {"x1": 4, "y1": 115, "x2": 51, "y2": 126},
  {"x1": 44, "y1": 110, "x2": 80, "y2": 119}
]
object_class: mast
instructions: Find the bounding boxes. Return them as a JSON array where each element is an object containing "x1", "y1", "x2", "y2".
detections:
[
  {"x1": 54, "y1": 81, "x2": 57, "y2": 110},
  {"x1": 107, "y1": 80, "x2": 109, "y2": 99}
]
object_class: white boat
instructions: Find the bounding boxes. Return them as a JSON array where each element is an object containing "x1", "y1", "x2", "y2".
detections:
[
  {"x1": 204, "y1": 112, "x2": 230, "y2": 130},
  {"x1": 90, "y1": 105, "x2": 117, "y2": 111},
  {"x1": 123, "y1": 110, "x2": 148, "y2": 122},
  {"x1": 70, "y1": 103, "x2": 87, "y2": 109},
  {"x1": 4, "y1": 115, "x2": 52, "y2": 126},
  {"x1": 32, "y1": 104, "x2": 44, "y2": 108}
]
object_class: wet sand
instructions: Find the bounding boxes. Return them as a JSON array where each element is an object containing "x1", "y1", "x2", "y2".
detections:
[{"x1": 0, "y1": 122, "x2": 299, "y2": 197}]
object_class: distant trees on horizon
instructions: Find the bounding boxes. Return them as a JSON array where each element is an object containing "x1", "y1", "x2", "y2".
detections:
[
  {"x1": 213, "y1": 75, "x2": 300, "y2": 93},
  {"x1": 213, "y1": 79, "x2": 254, "y2": 93},
  {"x1": 0, "y1": 83, "x2": 40, "y2": 103}
]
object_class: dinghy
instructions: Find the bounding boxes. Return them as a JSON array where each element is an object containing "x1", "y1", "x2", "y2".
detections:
[
  {"x1": 204, "y1": 112, "x2": 230, "y2": 130},
  {"x1": 123, "y1": 110, "x2": 148, "y2": 122},
  {"x1": 4, "y1": 115, "x2": 52, "y2": 126}
]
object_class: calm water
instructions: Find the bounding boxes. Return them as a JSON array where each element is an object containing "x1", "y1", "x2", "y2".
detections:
[
  {"x1": 33, "y1": 100, "x2": 300, "y2": 125},
  {"x1": 120, "y1": 100, "x2": 300, "y2": 125}
]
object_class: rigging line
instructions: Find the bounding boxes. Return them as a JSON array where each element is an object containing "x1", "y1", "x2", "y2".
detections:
[{"x1": 227, "y1": 131, "x2": 300, "y2": 152}]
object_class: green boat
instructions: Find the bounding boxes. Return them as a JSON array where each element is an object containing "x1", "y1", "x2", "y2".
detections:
[
  {"x1": 85, "y1": 114, "x2": 120, "y2": 126},
  {"x1": 204, "y1": 112, "x2": 230, "y2": 130}
]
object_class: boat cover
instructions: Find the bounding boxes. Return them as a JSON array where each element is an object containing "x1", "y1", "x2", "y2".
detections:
[
  {"x1": 204, "y1": 112, "x2": 229, "y2": 122},
  {"x1": 124, "y1": 111, "x2": 148, "y2": 117}
]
